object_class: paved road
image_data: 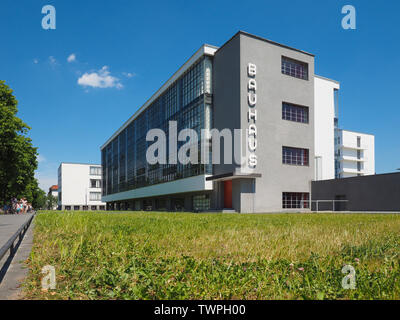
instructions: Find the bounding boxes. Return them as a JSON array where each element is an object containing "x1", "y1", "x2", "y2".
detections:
[
  {"x1": 0, "y1": 213, "x2": 35, "y2": 299},
  {"x1": 0, "y1": 214, "x2": 33, "y2": 249}
]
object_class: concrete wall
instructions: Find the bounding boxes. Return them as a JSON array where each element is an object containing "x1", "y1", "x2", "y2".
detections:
[
  {"x1": 311, "y1": 173, "x2": 400, "y2": 212},
  {"x1": 238, "y1": 33, "x2": 315, "y2": 212},
  {"x1": 213, "y1": 34, "x2": 242, "y2": 176}
]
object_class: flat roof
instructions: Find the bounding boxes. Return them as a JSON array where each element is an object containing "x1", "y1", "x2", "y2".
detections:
[
  {"x1": 216, "y1": 31, "x2": 314, "y2": 57},
  {"x1": 337, "y1": 128, "x2": 375, "y2": 137},
  {"x1": 59, "y1": 162, "x2": 101, "y2": 167},
  {"x1": 313, "y1": 171, "x2": 400, "y2": 183},
  {"x1": 315, "y1": 74, "x2": 340, "y2": 85}
]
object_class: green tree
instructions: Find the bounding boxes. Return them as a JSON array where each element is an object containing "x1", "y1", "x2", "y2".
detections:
[
  {"x1": 0, "y1": 80, "x2": 40, "y2": 205},
  {"x1": 32, "y1": 188, "x2": 47, "y2": 209},
  {"x1": 25, "y1": 178, "x2": 47, "y2": 209},
  {"x1": 46, "y1": 194, "x2": 58, "y2": 210}
]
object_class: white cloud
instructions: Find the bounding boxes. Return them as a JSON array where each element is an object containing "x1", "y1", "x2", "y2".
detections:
[
  {"x1": 33, "y1": 58, "x2": 39, "y2": 64},
  {"x1": 77, "y1": 66, "x2": 123, "y2": 89},
  {"x1": 67, "y1": 53, "x2": 76, "y2": 63},
  {"x1": 48, "y1": 56, "x2": 58, "y2": 67},
  {"x1": 122, "y1": 72, "x2": 135, "y2": 78}
]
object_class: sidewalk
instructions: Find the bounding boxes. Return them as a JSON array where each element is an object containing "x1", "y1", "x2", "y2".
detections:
[{"x1": 0, "y1": 213, "x2": 35, "y2": 299}]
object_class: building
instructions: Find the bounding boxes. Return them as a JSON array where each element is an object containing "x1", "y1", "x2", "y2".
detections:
[
  {"x1": 314, "y1": 76, "x2": 339, "y2": 181},
  {"x1": 48, "y1": 185, "x2": 58, "y2": 198},
  {"x1": 47, "y1": 185, "x2": 59, "y2": 210},
  {"x1": 312, "y1": 173, "x2": 400, "y2": 212},
  {"x1": 314, "y1": 76, "x2": 375, "y2": 181},
  {"x1": 58, "y1": 163, "x2": 106, "y2": 211},
  {"x1": 100, "y1": 31, "x2": 374, "y2": 213},
  {"x1": 335, "y1": 129, "x2": 375, "y2": 178}
]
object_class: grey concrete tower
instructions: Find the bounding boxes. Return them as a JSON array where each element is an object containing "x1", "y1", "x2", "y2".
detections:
[{"x1": 210, "y1": 31, "x2": 315, "y2": 212}]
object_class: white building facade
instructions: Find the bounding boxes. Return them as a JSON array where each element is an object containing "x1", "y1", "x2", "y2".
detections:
[
  {"x1": 314, "y1": 76, "x2": 375, "y2": 180},
  {"x1": 314, "y1": 76, "x2": 340, "y2": 180},
  {"x1": 335, "y1": 129, "x2": 375, "y2": 178},
  {"x1": 58, "y1": 163, "x2": 106, "y2": 210}
]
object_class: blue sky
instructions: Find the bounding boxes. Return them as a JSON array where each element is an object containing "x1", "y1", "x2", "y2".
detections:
[{"x1": 1, "y1": 0, "x2": 399, "y2": 191}]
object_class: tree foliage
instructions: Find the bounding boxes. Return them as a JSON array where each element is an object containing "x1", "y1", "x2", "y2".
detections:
[
  {"x1": 0, "y1": 80, "x2": 42, "y2": 207},
  {"x1": 46, "y1": 194, "x2": 58, "y2": 210}
]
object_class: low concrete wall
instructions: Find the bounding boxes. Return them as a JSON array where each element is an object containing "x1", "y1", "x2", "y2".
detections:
[{"x1": 311, "y1": 173, "x2": 400, "y2": 212}]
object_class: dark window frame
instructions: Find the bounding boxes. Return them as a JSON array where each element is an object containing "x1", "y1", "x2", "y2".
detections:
[
  {"x1": 282, "y1": 192, "x2": 310, "y2": 209},
  {"x1": 282, "y1": 146, "x2": 309, "y2": 166},
  {"x1": 282, "y1": 102, "x2": 309, "y2": 124},
  {"x1": 281, "y1": 56, "x2": 309, "y2": 80}
]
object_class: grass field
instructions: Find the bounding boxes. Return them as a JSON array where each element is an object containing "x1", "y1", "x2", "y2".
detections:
[{"x1": 23, "y1": 211, "x2": 400, "y2": 300}]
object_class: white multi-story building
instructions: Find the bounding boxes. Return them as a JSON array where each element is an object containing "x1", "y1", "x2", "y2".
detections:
[
  {"x1": 314, "y1": 76, "x2": 340, "y2": 181},
  {"x1": 58, "y1": 163, "x2": 106, "y2": 210},
  {"x1": 335, "y1": 129, "x2": 375, "y2": 178},
  {"x1": 314, "y1": 76, "x2": 375, "y2": 180}
]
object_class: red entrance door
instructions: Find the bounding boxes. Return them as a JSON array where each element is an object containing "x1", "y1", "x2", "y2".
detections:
[{"x1": 224, "y1": 180, "x2": 233, "y2": 208}]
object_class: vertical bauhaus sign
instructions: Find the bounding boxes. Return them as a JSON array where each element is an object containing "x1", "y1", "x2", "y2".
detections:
[{"x1": 247, "y1": 63, "x2": 257, "y2": 168}]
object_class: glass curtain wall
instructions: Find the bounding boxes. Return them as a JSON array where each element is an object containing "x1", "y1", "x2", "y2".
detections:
[{"x1": 102, "y1": 56, "x2": 213, "y2": 196}]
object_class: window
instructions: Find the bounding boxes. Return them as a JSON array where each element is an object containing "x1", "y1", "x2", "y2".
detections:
[
  {"x1": 91, "y1": 206, "x2": 97, "y2": 211},
  {"x1": 90, "y1": 179, "x2": 101, "y2": 188},
  {"x1": 90, "y1": 166, "x2": 101, "y2": 176},
  {"x1": 182, "y1": 61, "x2": 204, "y2": 108},
  {"x1": 193, "y1": 195, "x2": 210, "y2": 212},
  {"x1": 282, "y1": 102, "x2": 309, "y2": 123},
  {"x1": 89, "y1": 192, "x2": 101, "y2": 201},
  {"x1": 74, "y1": 206, "x2": 80, "y2": 211},
  {"x1": 65, "y1": 206, "x2": 71, "y2": 211},
  {"x1": 281, "y1": 57, "x2": 308, "y2": 80},
  {"x1": 283, "y1": 147, "x2": 309, "y2": 166},
  {"x1": 82, "y1": 206, "x2": 88, "y2": 211},
  {"x1": 283, "y1": 193, "x2": 310, "y2": 209},
  {"x1": 357, "y1": 136, "x2": 361, "y2": 148}
]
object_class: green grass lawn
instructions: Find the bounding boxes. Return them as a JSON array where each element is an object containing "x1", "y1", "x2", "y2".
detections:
[{"x1": 24, "y1": 211, "x2": 400, "y2": 300}]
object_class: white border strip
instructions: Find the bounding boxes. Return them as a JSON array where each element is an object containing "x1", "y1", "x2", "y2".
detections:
[{"x1": 101, "y1": 174, "x2": 213, "y2": 202}]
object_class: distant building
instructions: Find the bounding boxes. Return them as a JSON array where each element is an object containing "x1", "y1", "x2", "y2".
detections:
[
  {"x1": 48, "y1": 185, "x2": 58, "y2": 197},
  {"x1": 47, "y1": 185, "x2": 59, "y2": 210},
  {"x1": 335, "y1": 129, "x2": 375, "y2": 178},
  {"x1": 58, "y1": 163, "x2": 106, "y2": 211},
  {"x1": 314, "y1": 76, "x2": 375, "y2": 181}
]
